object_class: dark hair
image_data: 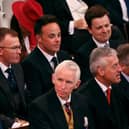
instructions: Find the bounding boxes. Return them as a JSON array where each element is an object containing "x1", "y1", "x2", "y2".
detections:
[
  {"x1": 34, "y1": 15, "x2": 59, "y2": 34},
  {"x1": 0, "y1": 27, "x2": 18, "y2": 42},
  {"x1": 85, "y1": 5, "x2": 110, "y2": 28}
]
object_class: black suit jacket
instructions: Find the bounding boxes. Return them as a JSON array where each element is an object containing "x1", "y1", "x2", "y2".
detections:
[
  {"x1": 29, "y1": 88, "x2": 93, "y2": 129},
  {"x1": 0, "y1": 64, "x2": 26, "y2": 129},
  {"x1": 74, "y1": 38, "x2": 124, "y2": 83},
  {"x1": 37, "y1": 0, "x2": 91, "y2": 54},
  {"x1": 78, "y1": 78, "x2": 129, "y2": 129},
  {"x1": 21, "y1": 47, "x2": 71, "y2": 102}
]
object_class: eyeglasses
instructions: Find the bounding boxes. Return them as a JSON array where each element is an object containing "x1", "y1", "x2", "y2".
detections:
[{"x1": 0, "y1": 45, "x2": 22, "y2": 50}]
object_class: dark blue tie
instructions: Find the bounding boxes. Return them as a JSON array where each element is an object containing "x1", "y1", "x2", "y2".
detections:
[
  {"x1": 125, "y1": 0, "x2": 129, "y2": 17},
  {"x1": 6, "y1": 68, "x2": 17, "y2": 91},
  {"x1": 51, "y1": 57, "x2": 58, "y2": 69}
]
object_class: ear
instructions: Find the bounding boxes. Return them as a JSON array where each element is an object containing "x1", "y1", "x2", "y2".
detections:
[
  {"x1": 98, "y1": 66, "x2": 105, "y2": 76},
  {"x1": 87, "y1": 27, "x2": 92, "y2": 35},
  {"x1": 52, "y1": 73, "x2": 55, "y2": 85},
  {"x1": 36, "y1": 34, "x2": 42, "y2": 43},
  {"x1": 74, "y1": 80, "x2": 81, "y2": 89}
]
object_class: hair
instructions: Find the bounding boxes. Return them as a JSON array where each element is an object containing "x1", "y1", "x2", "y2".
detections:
[
  {"x1": 89, "y1": 47, "x2": 117, "y2": 76},
  {"x1": 34, "y1": 15, "x2": 59, "y2": 34},
  {"x1": 117, "y1": 43, "x2": 129, "y2": 66},
  {"x1": 54, "y1": 60, "x2": 81, "y2": 82},
  {"x1": 0, "y1": 27, "x2": 18, "y2": 43},
  {"x1": 85, "y1": 5, "x2": 110, "y2": 28}
]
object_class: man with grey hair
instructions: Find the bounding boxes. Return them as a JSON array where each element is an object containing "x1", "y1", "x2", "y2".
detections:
[
  {"x1": 78, "y1": 47, "x2": 129, "y2": 129},
  {"x1": 29, "y1": 60, "x2": 93, "y2": 129}
]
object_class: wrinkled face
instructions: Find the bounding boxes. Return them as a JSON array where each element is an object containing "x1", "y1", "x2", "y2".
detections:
[
  {"x1": 52, "y1": 68, "x2": 80, "y2": 100},
  {"x1": 88, "y1": 15, "x2": 112, "y2": 43},
  {"x1": 0, "y1": 34, "x2": 21, "y2": 66},
  {"x1": 99, "y1": 55, "x2": 121, "y2": 85},
  {"x1": 37, "y1": 23, "x2": 61, "y2": 55}
]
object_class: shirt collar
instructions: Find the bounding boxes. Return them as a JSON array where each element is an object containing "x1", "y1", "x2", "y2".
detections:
[
  {"x1": 121, "y1": 72, "x2": 129, "y2": 83},
  {"x1": 92, "y1": 37, "x2": 109, "y2": 48},
  {"x1": 57, "y1": 94, "x2": 72, "y2": 106},
  {"x1": 37, "y1": 45, "x2": 57, "y2": 63},
  {"x1": 0, "y1": 62, "x2": 11, "y2": 73},
  {"x1": 95, "y1": 77, "x2": 111, "y2": 93}
]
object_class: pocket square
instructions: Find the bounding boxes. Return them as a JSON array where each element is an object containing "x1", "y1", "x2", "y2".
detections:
[{"x1": 84, "y1": 116, "x2": 88, "y2": 128}]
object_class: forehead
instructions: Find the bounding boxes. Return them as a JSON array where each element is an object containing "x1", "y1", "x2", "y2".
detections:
[
  {"x1": 41, "y1": 23, "x2": 61, "y2": 33},
  {"x1": 56, "y1": 68, "x2": 76, "y2": 78},
  {"x1": 91, "y1": 15, "x2": 110, "y2": 26},
  {"x1": 104, "y1": 55, "x2": 119, "y2": 64},
  {"x1": 1, "y1": 34, "x2": 20, "y2": 46}
]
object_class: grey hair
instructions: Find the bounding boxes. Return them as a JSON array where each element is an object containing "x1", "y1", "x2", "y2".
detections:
[
  {"x1": 89, "y1": 47, "x2": 117, "y2": 76},
  {"x1": 54, "y1": 60, "x2": 81, "y2": 82}
]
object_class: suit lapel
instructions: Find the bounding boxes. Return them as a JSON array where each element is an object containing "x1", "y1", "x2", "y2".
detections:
[
  {"x1": 34, "y1": 47, "x2": 53, "y2": 73},
  {"x1": 12, "y1": 65, "x2": 26, "y2": 107},
  {"x1": 90, "y1": 80, "x2": 113, "y2": 119},
  {"x1": 48, "y1": 89, "x2": 68, "y2": 129},
  {"x1": 0, "y1": 69, "x2": 16, "y2": 109}
]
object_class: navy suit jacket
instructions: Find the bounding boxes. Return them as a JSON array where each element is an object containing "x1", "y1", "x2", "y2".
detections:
[
  {"x1": 29, "y1": 88, "x2": 94, "y2": 129},
  {"x1": 0, "y1": 64, "x2": 26, "y2": 129},
  {"x1": 78, "y1": 78, "x2": 129, "y2": 129},
  {"x1": 74, "y1": 38, "x2": 125, "y2": 83},
  {"x1": 22, "y1": 47, "x2": 71, "y2": 102}
]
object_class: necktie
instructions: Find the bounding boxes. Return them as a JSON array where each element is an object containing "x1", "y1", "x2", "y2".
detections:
[
  {"x1": 51, "y1": 57, "x2": 58, "y2": 69},
  {"x1": 6, "y1": 68, "x2": 17, "y2": 91},
  {"x1": 64, "y1": 102, "x2": 71, "y2": 121},
  {"x1": 104, "y1": 43, "x2": 109, "y2": 48},
  {"x1": 106, "y1": 88, "x2": 111, "y2": 105}
]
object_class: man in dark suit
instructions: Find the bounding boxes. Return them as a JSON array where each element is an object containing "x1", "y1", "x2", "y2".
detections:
[
  {"x1": 117, "y1": 43, "x2": 129, "y2": 94},
  {"x1": 29, "y1": 60, "x2": 93, "y2": 129},
  {"x1": 74, "y1": 5, "x2": 125, "y2": 83},
  {"x1": 0, "y1": 28, "x2": 28, "y2": 129},
  {"x1": 22, "y1": 15, "x2": 71, "y2": 103},
  {"x1": 37, "y1": 0, "x2": 93, "y2": 55},
  {"x1": 89, "y1": 0, "x2": 129, "y2": 40},
  {"x1": 78, "y1": 47, "x2": 129, "y2": 129}
]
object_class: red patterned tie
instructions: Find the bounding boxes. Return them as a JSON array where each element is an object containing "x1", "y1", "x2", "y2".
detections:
[
  {"x1": 64, "y1": 102, "x2": 71, "y2": 121},
  {"x1": 106, "y1": 88, "x2": 111, "y2": 104}
]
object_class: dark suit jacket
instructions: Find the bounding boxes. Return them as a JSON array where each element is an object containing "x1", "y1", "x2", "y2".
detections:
[
  {"x1": 29, "y1": 88, "x2": 93, "y2": 129},
  {"x1": 117, "y1": 74, "x2": 129, "y2": 100},
  {"x1": 0, "y1": 64, "x2": 26, "y2": 129},
  {"x1": 74, "y1": 38, "x2": 125, "y2": 83},
  {"x1": 37, "y1": 0, "x2": 91, "y2": 54},
  {"x1": 21, "y1": 47, "x2": 71, "y2": 102},
  {"x1": 78, "y1": 78, "x2": 129, "y2": 129}
]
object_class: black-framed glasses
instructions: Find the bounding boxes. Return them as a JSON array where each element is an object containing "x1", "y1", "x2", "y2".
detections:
[{"x1": 0, "y1": 45, "x2": 22, "y2": 50}]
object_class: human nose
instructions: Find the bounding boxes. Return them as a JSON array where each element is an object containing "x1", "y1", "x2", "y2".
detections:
[
  {"x1": 118, "y1": 64, "x2": 122, "y2": 72},
  {"x1": 102, "y1": 27, "x2": 107, "y2": 32}
]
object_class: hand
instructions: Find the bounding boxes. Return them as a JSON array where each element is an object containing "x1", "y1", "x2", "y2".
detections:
[
  {"x1": 11, "y1": 118, "x2": 29, "y2": 129},
  {"x1": 74, "y1": 19, "x2": 88, "y2": 30}
]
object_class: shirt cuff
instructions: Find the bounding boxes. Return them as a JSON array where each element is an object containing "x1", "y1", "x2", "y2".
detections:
[{"x1": 69, "y1": 21, "x2": 74, "y2": 35}]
